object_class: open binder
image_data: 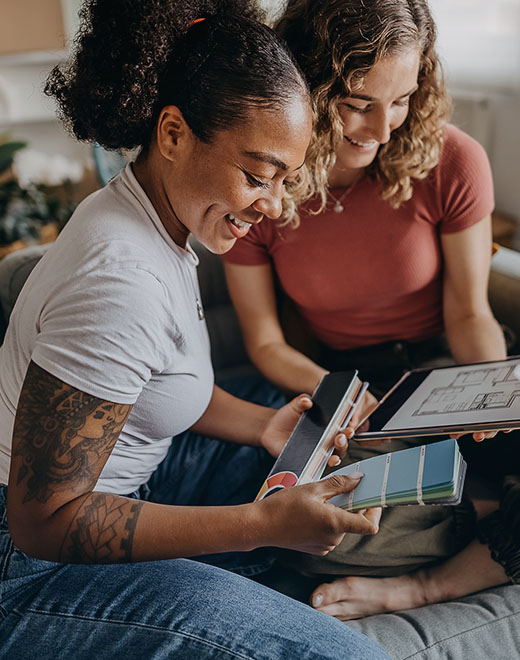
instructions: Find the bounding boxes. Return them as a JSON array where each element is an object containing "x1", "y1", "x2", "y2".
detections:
[{"x1": 256, "y1": 371, "x2": 366, "y2": 500}]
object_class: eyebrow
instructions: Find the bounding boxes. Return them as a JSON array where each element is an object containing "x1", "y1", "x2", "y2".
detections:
[
  {"x1": 241, "y1": 151, "x2": 305, "y2": 172},
  {"x1": 348, "y1": 86, "x2": 418, "y2": 102}
]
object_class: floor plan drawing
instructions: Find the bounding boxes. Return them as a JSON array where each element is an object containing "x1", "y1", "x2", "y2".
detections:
[{"x1": 413, "y1": 364, "x2": 520, "y2": 416}]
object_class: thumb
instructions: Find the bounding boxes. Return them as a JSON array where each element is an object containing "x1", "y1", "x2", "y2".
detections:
[
  {"x1": 318, "y1": 472, "x2": 364, "y2": 500},
  {"x1": 291, "y1": 394, "x2": 313, "y2": 413},
  {"x1": 350, "y1": 390, "x2": 378, "y2": 428}
]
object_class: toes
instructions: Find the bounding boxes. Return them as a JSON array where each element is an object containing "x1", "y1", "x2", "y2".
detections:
[
  {"x1": 318, "y1": 603, "x2": 358, "y2": 621},
  {"x1": 311, "y1": 578, "x2": 350, "y2": 608}
]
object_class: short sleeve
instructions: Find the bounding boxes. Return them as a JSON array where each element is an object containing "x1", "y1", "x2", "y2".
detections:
[
  {"x1": 221, "y1": 221, "x2": 275, "y2": 265},
  {"x1": 31, "y1": 266, "x2": 177, "y2": 404},
  {"x1": 438, "y1": 125, "x2": 495, "y2": 234}
]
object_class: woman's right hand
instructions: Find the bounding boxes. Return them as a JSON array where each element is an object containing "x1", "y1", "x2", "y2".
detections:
[{"x1": 255, "y1": 474, "x2": 381, "y2": 555}]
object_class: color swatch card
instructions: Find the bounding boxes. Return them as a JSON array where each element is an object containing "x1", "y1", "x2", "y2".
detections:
[{"x1": 327, "y1": 438, "x2": 467, "y2": 511}]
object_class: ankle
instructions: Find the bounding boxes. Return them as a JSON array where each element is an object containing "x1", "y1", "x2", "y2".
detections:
[
  {"x1": 378, "y1": 574, "x2": 430, "y2": 612},
  {"x1": 415, "y1": 567, "x2": 450, "y2": 606}
]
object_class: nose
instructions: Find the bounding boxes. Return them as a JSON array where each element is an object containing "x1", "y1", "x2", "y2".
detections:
[
  {"x1": 252, "y1": 184, "x2": 284, "y2": 220},
  {"x1": 367, "y1": 106, "x2": 392, "y2": 144}
]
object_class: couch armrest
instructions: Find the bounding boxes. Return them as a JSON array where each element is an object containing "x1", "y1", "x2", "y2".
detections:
[
  {"x1": 489, "y1": 246, "x2": 520, "y2": 350},
  {"x1": 0, "y1": 244, "x2": 50, "y2": 343}
]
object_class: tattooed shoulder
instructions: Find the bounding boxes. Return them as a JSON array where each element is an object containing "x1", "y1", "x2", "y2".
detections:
[{"x1": 12, "y1": 361, "x2": 131, "y2": 504}]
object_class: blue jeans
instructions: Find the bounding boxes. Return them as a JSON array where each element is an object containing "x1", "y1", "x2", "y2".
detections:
[
  {"x1": 0, "y1": 492, "x2": 387, "y2": 659},
  {"x1": 0, "y1": 375, "x2": 390, "y2": 659}
]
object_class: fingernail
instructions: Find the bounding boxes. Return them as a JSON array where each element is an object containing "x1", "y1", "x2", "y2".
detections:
[
  {"x1": 337, "y1": 434, "x2": 346, "y2": 447},
  {"x1": 312, "y1": 593, "x2": 323, "y2": 607},
  {"x1": 301, "y1": 397, "x2": 312, "y2": 405},
  {"x1": 349, "y1": 471, "x2": 364, "y2": 479},
  {"x1": 345, "y1": 428, "x2": 355, "y2": 439}
]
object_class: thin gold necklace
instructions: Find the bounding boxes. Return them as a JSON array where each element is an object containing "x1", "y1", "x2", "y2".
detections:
[{"x1": 328, "y1": 176, "x2": 361, "y2": 213}]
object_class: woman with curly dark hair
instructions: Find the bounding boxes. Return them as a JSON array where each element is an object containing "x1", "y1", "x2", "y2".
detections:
[
  {"x1": 0, "y1": 1, "x2": 391, "y2": 658},
  {"x1": 223, "y1": 0, "x2": 518, "y2": 620}
]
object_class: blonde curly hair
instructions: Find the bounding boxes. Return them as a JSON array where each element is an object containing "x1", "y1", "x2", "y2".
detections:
[{"x1": 276, "y1": 0, "x2": 452, "y2": 226}]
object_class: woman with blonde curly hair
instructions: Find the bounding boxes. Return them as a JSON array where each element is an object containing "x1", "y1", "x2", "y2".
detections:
[{"x1": 223, "y1": 0, "x2": 519, "y2": 619}]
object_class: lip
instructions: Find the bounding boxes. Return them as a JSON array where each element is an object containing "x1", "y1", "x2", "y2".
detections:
[
  {"x1": 344, "y1": 135, "x2": 379, "y2": 151},
  {"x1": 225, "y1": 213, "x2": 262, "y2": 239}
]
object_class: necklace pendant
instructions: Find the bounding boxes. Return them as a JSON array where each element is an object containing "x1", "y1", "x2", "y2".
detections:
[{"x1": 333, "y1": 202, "x2": 344, "y2": 213}]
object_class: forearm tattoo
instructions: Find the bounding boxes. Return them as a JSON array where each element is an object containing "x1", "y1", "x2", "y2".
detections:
[
  {"x1": 12, "y1": 361, "x2": 143, "y2": 562},
  {"x1": 61, "y1": 493, "x2": 143, "y2": 563}
]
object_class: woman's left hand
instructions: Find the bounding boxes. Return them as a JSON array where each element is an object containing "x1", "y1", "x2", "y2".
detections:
[
  {"x1": 260, "y1": 395, "x2": 351, "y2": 464},
  {"x1": 260, "y1": 394, "x2": 313, "y2": 458},
  {"x1": 259, "y1": 391, "x2": 386, "y2": 466}
]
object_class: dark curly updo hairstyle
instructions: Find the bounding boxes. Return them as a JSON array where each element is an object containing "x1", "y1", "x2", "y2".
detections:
[
  {"x1": 276, "y1": 0, "x2": 451, "y2": 217},
  {"x1": 44, "y1": 0, "x2": 309, "y2": 152}
]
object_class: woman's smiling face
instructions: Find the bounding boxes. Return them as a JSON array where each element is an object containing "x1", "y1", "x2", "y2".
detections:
[
  {"x1": 332, "y1": 49, "x2": 420, "y2": 182},
  {"x1": 154, "y1": 96, "x2": 312, "y2": 254}
]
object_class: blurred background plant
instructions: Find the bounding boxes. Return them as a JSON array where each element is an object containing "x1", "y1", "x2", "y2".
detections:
[{"x1": 0, "y1": 134, "x2": 82, "y2": 254}]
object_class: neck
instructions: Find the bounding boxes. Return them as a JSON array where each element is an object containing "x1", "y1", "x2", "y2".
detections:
[
  {"x1": 327, "y1": 164, "x2": 365, "y2": 188},
  {"x1": 132, "y1": 155, "x2": 190, "y2": 249}
]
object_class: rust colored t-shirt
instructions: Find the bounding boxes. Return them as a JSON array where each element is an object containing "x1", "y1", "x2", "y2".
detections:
[{"x1": 222, "y1": 125, "x2": 494, "y2": 350}]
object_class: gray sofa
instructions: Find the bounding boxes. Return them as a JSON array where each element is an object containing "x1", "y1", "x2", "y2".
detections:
[{"x1": 1, "y1": 241, "x2": 520, "y2": 659}]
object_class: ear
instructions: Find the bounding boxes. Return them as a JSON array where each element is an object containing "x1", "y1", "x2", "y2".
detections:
[{"x1": 155, "y1": 105, "x2": 193, "y2": 163}]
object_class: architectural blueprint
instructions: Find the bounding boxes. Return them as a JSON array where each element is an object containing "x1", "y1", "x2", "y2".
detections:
[
  {"x1": 414, "y1": 364, "x2": 520, "y2": 416},
  {"x1": 382, "y1": 358, "x2": 520, "y2": 432}
]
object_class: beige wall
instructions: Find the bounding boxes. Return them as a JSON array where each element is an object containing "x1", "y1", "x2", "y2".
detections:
[{"x1": 0, "y1": 0, "x2": 66, "y2": 55}]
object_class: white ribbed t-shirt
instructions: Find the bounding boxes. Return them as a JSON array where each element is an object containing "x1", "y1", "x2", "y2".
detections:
[{"x1": 0, "y1": 165, "x2": 213, "y2": 493}]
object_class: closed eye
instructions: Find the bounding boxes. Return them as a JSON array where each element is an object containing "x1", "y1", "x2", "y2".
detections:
[
  {"x1": 342, "y1": 98, "x2": 411, "y2": 114},
  {"x1": 244, "y1": 170, "x2": 296, "y2": 191},
  {"x1": 343, "y1": 103, "x2": 370, "y2": 114},
  {"x1": 244, "y1": 171, "x2": 270, "y2": 190}
]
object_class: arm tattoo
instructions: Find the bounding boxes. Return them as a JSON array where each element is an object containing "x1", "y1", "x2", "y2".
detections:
[
  {"x1": 13, "y1": 361, "x2": 130, "y2": 503},
  {"x1": 61, "y1": 494, "x2": 144, "y2": 563},
  {"x1": 12, "y1": 361, "x2": 145, "y2": 563}
]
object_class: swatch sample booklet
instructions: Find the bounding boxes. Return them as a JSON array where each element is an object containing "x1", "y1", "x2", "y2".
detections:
[
  {"x1": 256, "y1": 371, "x2": 367, "y2": 500},
  {"x1": 326, "y1": 437, "x2": 467, "y2": 511},
  {"x1": 355, "y1": 356, "x2": 520, "y2": 440}
]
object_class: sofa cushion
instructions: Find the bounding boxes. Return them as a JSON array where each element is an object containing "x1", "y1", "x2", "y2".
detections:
[
  {"x1": 0, "y1": 244, "x2": 50, "y2": 343},
  {"x1": 348, "y1": 583, "x2": 520, "y2": 660},
  {"x1": 489, "y1": 246, "x2": 520, "y2": 352}
]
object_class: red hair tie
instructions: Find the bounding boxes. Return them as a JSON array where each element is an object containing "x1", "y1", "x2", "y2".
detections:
[{"x1": 187, "y1": 17, "x2": 206, "y2": 29}]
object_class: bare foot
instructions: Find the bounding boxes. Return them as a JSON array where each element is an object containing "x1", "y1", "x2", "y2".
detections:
[
  {"x1": 310, "y1": 572, "x2": 431, "y2": 621},
  {"x1": 311, "y1": 538, "x2": 509, "y2": 621}
]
